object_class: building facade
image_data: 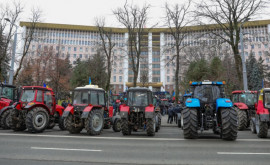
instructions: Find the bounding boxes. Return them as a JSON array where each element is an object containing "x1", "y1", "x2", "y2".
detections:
[{"x1": 20, "y1": 20, "x2": 270, "y2": 94}]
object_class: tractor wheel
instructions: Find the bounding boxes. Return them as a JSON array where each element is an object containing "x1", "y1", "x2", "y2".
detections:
[
  {"x1": 26, "y1": 107, "x2": 49, "y2": 133},
  {"x1": 103, "y1": 121, "x2": 112, "y2": 129},
  {"x1": 182, "y1": 108, "x2": 198, "y2": 139},
  {"x1": 66, "y1": 114, "x2": 83, "y2": 134},
  {"x1": 236, "y1": 108, "x2": 247, "y2": 131},
  {"x1": 9, "y1": 109, "x2": 26, "y2": 131},
  {"x1": 146, "y1": 118, "x2": 156, "y2": 136},
  {"x1": 255, "y1": 115, "x2": 268, "y2": 138},
  {"x1": 85, "y1": 109, "x2": 104, "y2": 135},
  {"x1": 121, "y1": 119, "x2": 131, "y2": 135},
  {"x1": 0, "y1": 109, "x2": 11, "y2": 129},
  {"x1": 220, "y1": 108, "x2": 238, "y2": 141},
  {"x1": 113, "y1": 118, "x2": 121, "y2": 132},
  {"x1": 58, "y1": 116, "x2": 66, "y2": 130},
  {"x1": 250, "y1": 118, "x2": 256, "y2": 134},
  {"x1": 155, "y1": 114, "x2": 161, "y2": 132}
]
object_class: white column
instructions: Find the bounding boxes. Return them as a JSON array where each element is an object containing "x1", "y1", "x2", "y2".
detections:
[
  {"x1": 160, "y1": 33, "x2": 165, "y2": 91},
  {"x1": 148, "y1": 32, "x2": 153, "y2": 91},
  {"x1": 123, "y1": 32, "x2": 129, "y2": 91}
]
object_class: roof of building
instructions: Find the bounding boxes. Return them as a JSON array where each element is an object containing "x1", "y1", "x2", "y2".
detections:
[{"x1": 20, "y1": 19, "x2": 270, "y2": 33}]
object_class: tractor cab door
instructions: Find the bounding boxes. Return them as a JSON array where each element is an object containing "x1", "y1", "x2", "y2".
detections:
[
  {"x1": 232, "y1": 94, "x2": 239, "y2": 103},
  {"x1": 44, "y1": 91, "x2": 54, "y2": 113}
]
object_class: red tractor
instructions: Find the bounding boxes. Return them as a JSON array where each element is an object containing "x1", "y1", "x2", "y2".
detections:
[
  {"x1": 0, "y1": 83, "x2": 17, "y2": 129},
  {"x1": 120, "y1": 87, "x2": 161, "y2": 136},
  {"x1": 231, "y1": 90, "x2": 257, "y2": 130},
  {"x1": 9, "y1": 86, "x2": 65, "y2": 133},
  {"x1": 62, "y1": 85, "x2": 119, "y2": 135}
]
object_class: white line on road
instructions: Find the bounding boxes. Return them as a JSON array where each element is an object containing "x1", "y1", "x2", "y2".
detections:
[
  {"x1": 1, "y1": 133, "x2": 270, "y2": 142},
  {"x1": 31, "y1": 147, "x2": 102, "y2": 152},
  {"x1": 217, "y1": 152, "x2": 270, "y2": 155}
]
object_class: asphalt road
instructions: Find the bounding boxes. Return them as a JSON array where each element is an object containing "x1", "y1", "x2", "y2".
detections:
[{"x1": 0, "y1": 123, "x2": 270, "y2": 165}]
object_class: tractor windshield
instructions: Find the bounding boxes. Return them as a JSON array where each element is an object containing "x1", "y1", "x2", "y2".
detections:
[
  {"x1": 73, "y1": 91, "x2": 89, "y2": 105},
  {"x1": 21, "y1": 90, "x2": 35, "y2": 102},
  {"x1": 128, "y1": 91, "x2": 148, "y2": 106},
  {"x1": 193, "y1": 85, "x2": 221, "y2": 103},
  {"x1": 112, "y1": 95, "x2": 120, "y2": 101},
  {"x1": 0, "y1": 86, "x2": 14, "y2": 100},
  {"x1": 239, "y1": 93, "x2": 257, "y2": 106},
  {"x1": 264, "y1": 92, "x2": 270, "y2": 108}
]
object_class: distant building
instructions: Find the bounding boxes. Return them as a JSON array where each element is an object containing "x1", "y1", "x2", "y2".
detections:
[{"x1": 20, "y1": 20, "x2": 270, "y2": 93}]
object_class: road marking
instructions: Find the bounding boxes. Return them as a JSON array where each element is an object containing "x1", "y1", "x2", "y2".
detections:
[
  {"x1": 218, "y1": 152, "x2": 270, "y2": 155},
  {"x1": 31, "y1": 147, "x2": 102, "y2": 152},
  {"x1": 1, "y1": 133, "x2": 270, "y2": 142}
]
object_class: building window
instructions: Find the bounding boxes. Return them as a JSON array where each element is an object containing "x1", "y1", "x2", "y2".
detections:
[
  {"x1": 119, "y1": 85, "x2": 122, "y2": 89},
  {"x1": 119, "y1": 69, "x2": 123, "y2": 74},
  {"x1": 80, "y1": 47, "x2": 83, "y2": 52},
  {"x1": 245, "y1": 52, "x2": 248, "y2": 57},
  {"x1": 167, "y1": 56, "x2": 169, "y2": 60},
  {"x1": 119, "y1": 76, "x2": 122, "y2": 82},
  {"x1": 73, "y1": 54, "x2": 76, "y2": 58},
  {"x1": 258, "y1": 44, "x2": 261, "y2": 48},
  {"x1": 113, "y1": 76, "x2": 116, "y2": 82},
  {"x1": 259, "y1": 51, "x2": 262, "y2": 56},
  {"x1": 167, "y1": 69, "x2": 170, "y2": 74},
  {"x1": 114, "y1": 69, "x2": 116, "y2": 74},
  {"x1": 79, "y1": 54, "x2": 82, "y2": 58},
  {"x1": 152, "y1": 77, "x2": 160, "y2": 82},
  {"x1": 62, "y1": 46, "x2": 65, "y2": 51},
  {"x1": 265, "y1": 44, "x2": 268, "y2": 48},
  {"x1": 74, "y1": 47, "x2": 77, "y2": 51},
  {"x1": 244, "y1": 45, "x2": 248, "y2": 49},
  {"x1": 152, "y1": 64, "x2": 160, "y2": 68},
  {"x1": 85, "y1": 54, "x2": 88, "y2": 58},
  {"x1": 266, "y1": 58, "x2": 269, "y2": 63},
  {"x1": 68, "y1": 47, "x2": 71, "y2": 52},
  {"x1": 251, "y1": 44, "x2": 254, "y2": 49},
  {"x1": 167, "y1": 76, "x2": 170, "y2": 82}
]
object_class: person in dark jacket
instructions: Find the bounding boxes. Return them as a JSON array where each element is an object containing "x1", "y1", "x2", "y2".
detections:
[{"x1": 167, "y1": 103, "x2": 174, "y2": 124}]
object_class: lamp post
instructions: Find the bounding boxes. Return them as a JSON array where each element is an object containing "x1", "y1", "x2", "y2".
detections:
[
  {"x1": 4, "y1": 18, "x2": 18, "y2": 85},
  {"x1": 240, "y1": 18, "x2": 250, "y2": 91}
]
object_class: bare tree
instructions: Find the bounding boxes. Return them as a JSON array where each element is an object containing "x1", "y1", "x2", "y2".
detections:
[
  {"x1": 113, "y1": 1, "x2": 151, "y2": 87},
  {"x1": 13, "y1": 7, "x2": 42, "y2": 83},
  {"x1": 164, "y1": 0, "x2": 193, "y2": 103},
  {"x1": 195, "y1": 0, "x2": 266, "y2": 82},
  {"x1": 0, "y1": 1, "x2": 23, "y2": 82},
  {"x1": 95, "y1": 17, "x2": 116, "y2": 92}
]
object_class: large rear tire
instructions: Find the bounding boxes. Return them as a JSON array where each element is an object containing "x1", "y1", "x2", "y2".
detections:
[
  {"x1": 85, "y1": 109, "x2": 104, "y2": 135},
  {"x1": 113, "y1": 118, "x2": 121, "y2": 132},
  {"x1": 58, "y1": 116, "x2": 66, "y2": 130},
  {"x1": 9, "y1": 109, "x2": 26, "y2": 131},
  {"x1": 255, "y1": 115, "x2": 268, "y2": 138},
  {"x1": 146, "y1": 118, "x2": 156, "y2": 136},
  {"x1": 26, "y1": 107, "x2": 49, "y2": 133},
  {"x1": 236, "y1": 108, "x2": 247, "y2": 131},
  {"x1": 121, "y1": 119, "x2": 131, "y2": 135},
  {"x1": 47, "y1": 118, "x2": 55, "y2": 129},
  {"x1": 182, "y1": 108, "x2": 198, "y2": 139},
  {"x1": 66, "y1": 114, "x2": 83, "y2": 134},
  {"x1": 0, "y1": 109, "x2": 11, "y2": 129},
  {"x1": 221, "y1": 108, "x2": 238, "y2": 141}
]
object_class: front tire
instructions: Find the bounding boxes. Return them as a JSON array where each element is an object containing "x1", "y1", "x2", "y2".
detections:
[
  {"x1": 85, "y1": 109, "x2": 104, "y2": 135},
  {"x1": 26, "y1": 107, "x2": 49, "y2": 133},
  {"x1": 121, "y1": 119, "x2": 131, "y2": 135},
  {"x1": 58, "y1": 116, "x2": 66, "y2": 130},
  {"x1": 255, "y1": 115, "x2": 268, "y2": 138},
  {"x1": 9, "y1": 109, "x2": 26, "y2": 131},
  {"x1": 1, "y1": 109, "x2": 11, "y2": 129},
  {"x1": 236, "y1": 108, "x2": 247, "y2": 131},
  {"x1": 146, "y1": 118, "x2": 155, "y2": 136},
  {"x1": 113, "y1": 118, "x2": 121, "y2": 132},
  {"x1": 182, "y1": 108, "x2": 198, "y2": 139},
  {"x1": 66, "y1": 114, "x2": 83, "y2": 134},
  {"x1": 221, "y1": 108, "x2": 238, "y2": 141}
]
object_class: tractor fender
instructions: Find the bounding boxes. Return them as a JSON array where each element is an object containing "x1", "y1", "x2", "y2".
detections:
[
  {"x1": 111, "y1": 115, "x2": 121, "y2": 124},
  {"x1": 233, "y1": 103, "x2": 248, "y2": 110},
  {"x1": 145, "y1": 105, "x2": 155, "y2": 118},
  {"x1": 24, "y1": 103, "x2": 51, "y2": 115},
  {"x1": 62, "y1": 105, "x2": 74, "y2": 118},
  {"x1": 81, "y1": 105, "x2": 94, "y2": 119},
  {"x1": 55, "y1": 105, "x2": 65, "y2": 116},
  {"x1": 256, "y1": 100, "x2": 269, "y2": 115},
  {"x1": 0, "y1": 106, "x2": 13, "y2": 116},
  {"x1": 120, "y1": 105, "x2": 129, "y2": 119},
  {"x1": 185, "y1": 98, "x2": 200, "y2": 108},
  {"x1": 259, "y1": 114, "x2": 269, "y2": 122},
  {"x1": 216, "y1": 98, "x2": 233, "y2": 111}
]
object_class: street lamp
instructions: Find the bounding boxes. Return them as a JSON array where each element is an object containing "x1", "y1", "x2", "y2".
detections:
[
  {"x1": 5, "y1": 18, "x2": 18, "y2": 85},
  {"x1": 240, "y1": 18, "x2": 250, "y2": 91}
]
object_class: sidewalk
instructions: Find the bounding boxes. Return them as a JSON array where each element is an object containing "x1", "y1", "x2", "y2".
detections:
[{"x1": 160, "y1": 114, "x2": 178, "y2": 127}]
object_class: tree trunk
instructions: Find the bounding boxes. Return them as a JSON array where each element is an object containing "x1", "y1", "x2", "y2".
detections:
[
  {"x1": 175, "y1": 48, "x2": 180, "y2": 105},
  {"x1": 106, "y1": 60, "x2": 111, "y2": 92},
  {"x1": 232, "y1": 46, "x2": 243, "y2": 85},
  {"x1": 133, "y1": 70, "x2": 138, "y2": 87}
]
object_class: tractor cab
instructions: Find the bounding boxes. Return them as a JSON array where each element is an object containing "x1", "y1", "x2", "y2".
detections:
[
  {"x1": 232, "y1": 90, "x2": 257, "y2": 109},
  {"x1": 127, "y1": 87, "x2": 153, "y2": 111},
  {"x1": 262, "y1": 89, "x2": 270, "y2": 109},
  {"x1": 0, "y1": 84, "x2": 16, "y2": 108}
]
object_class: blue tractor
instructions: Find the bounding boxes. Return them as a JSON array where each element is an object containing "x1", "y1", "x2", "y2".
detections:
[{"x1": 182, "y1": 81, "x2": 238, "y2": 140}]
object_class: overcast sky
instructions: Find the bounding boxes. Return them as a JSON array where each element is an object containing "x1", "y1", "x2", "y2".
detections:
[{"x1": 0, "y1": 0, "x2": 195, "y2": 27}]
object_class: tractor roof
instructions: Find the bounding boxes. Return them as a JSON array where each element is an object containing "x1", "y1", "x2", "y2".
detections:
[
  {"x1": 75, "y1": 85, "x2": 104, "y2": 91},
  {"x1": 183, "y1": 93, "x2": 192, "y2": 97},
  {"x1": 0, "y1": 83, "x2": 16, "y2": 88},
  {"x1": 128, "y1": 87, "x2": 151, "y2": 92},
  {"x1": 189, "y1": 80, "x2": 225, "y2": 86},
  {"x1": 161, "y1": 99, "x2": 168, "y2": 101},
  {"x1": 232, "y1": 90, "x2": 257, "y2": 94},
  {"x1": 22, "y1": 86, "x2": 53, "y2": 91},
  {"x1": 262, "y1": 88, "x2": 270, "y2": 92}
]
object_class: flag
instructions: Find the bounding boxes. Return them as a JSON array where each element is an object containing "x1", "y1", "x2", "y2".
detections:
[
  {"x1": 173, "y1": 91, "x2": 175, "y2": 96},
  {"x1": 89, "y1": 77, "x2": 91, "y2": 85},
  {"x1": 43, "y1": 82, "x2": 46, "y2": 88}
]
